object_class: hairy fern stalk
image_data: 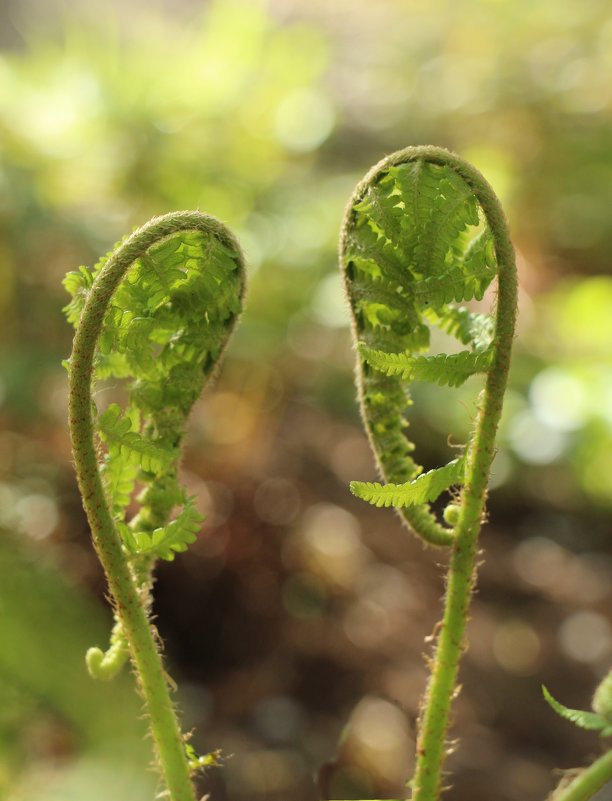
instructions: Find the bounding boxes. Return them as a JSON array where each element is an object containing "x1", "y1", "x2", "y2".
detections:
[
  {"x1": 64, "y1": 211, "x2": 245, "y2": 801},
  {"x1": 340, "y1": 146, "x2": 518, "y2": 801}
]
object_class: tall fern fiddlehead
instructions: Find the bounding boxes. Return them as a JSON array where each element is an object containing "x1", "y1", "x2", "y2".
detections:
[
  {"x1": 64, "y1": 210, "x2": 246, "y2": 801},
  {"x1": 340, "y1": 145, "x2": 517, "y2": 800}
]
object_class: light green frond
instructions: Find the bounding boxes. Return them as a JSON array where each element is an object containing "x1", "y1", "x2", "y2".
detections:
[
  {"x1": 101, "y1": 446, "x2": 140, "y2": 514},
  {"x1": 62, "y1": 266, "x2": 95, "y2": 325},
  {"x1": 431, "y1": 306, "x2": 494, "y2": 351},
  {"x1": 360, "y1": 345, "x2": 493, "y2": 387},
  {"x1": 542, "y1": 686, "x2": 612, "y2": 737},
  {"x1": 97, "y1": 403, "x2": 176, "y2": 474},
  {"x1": 350, "y1": 458, "x2": 465, "y2": 509},
  {"x1": 124, "y1": 501, "x2": 204, "y2": 562},
  {"x1": 341, "y1": 151, "x2": 503, "y2": 547}
]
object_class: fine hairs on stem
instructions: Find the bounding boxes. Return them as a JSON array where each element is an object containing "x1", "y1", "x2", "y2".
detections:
[{"x1": 64, "y1": 210, "x2": 246, "y2": 801}]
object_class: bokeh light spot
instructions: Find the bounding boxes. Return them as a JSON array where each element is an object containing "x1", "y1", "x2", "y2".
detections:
[
  {"x1": 311, "y1": 272, "x2": 350, "y2": 329},
  {"x1": 508, "y1": 409, "x2": 567, "y2": 464},
  {"x1": 254, "y1": 478, "x2": 300, "y2": 525},
  {"x1": 202, "y1": 391, "x2": 256, "y2": 445},
  {"x1": 274, "y1": 88, "x2": 335, "y2": 152},
  {"x1": 346, "y1": 696, "x2": 413, "y2": 783},
  {"x1": 514, "y1": 536, "x2": 568, "y2": 591},
  {"x1": 492, "y1": 620, "x2": 541, "y2": 675},
  {"x1": 251, "y1": 695, "x2": 304, "y2": 744},
  {"x1": 298, "y1": 503, "x2": 369, "y2": 590},
  {"x1": 15, "y1": 494, "x2": 59, "y2": 540},
  {"x1": 558, "y1": 611, "x2": 612, "y2": 663},
  {"x1": 282, "y1": 572, "x2": 327, "y2": 619},
  {"x1": 530, "y1": 368, "x2": 588, "y2": 432}
]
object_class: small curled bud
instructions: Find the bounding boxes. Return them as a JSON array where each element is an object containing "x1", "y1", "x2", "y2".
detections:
[
  {"x1": 443, "y1": 504, "x2": 460, "y2": 526},
  {"x1": 86, "y1": 622, "x2": 129, "y2": 680}
]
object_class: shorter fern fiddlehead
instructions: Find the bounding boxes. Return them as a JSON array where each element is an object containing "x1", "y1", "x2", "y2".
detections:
[
  {"x1": 64, "y1": 210, "x2": 246, "y2": 801},
  {"x1": 340, "y1": 146, "x2": 517, "y2": 800}
]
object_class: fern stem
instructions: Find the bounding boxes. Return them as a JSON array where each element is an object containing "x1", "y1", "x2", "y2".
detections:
[
  {"x1": 380, "y1": 148, "x2": 517, "y2": 800},
  {"x1": 68, "y1": 211, "x2": 245, "y2": 801},
  {"x1": 550, "y1": 752, "x2": 612, "y2": 801}
]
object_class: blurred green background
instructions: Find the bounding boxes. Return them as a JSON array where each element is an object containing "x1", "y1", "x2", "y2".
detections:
[{"x1": 1, "y1": 0, "x2": 611, "y2": 799}]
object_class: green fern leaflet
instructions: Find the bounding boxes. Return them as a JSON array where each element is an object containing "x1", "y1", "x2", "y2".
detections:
[
  {"x1": 340, "y1": 150, "x2": 502, "y2": 547},
  {"x1": 542, "y1": 686, "x2": 612, "y2": 738},
  {"x1": 351, "y1": 457, "x2": 465, "y2": 509}
]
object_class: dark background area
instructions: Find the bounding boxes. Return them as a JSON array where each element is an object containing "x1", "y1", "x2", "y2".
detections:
[{"x1": 0, "y1": 1, "x2": 611, "y2": 799}]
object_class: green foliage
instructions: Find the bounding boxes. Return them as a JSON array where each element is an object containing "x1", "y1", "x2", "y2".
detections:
[
  {"x1": 121, "y1": 501, "x2": 204, "y2": 562},
  {"x1": 62, "y1": 266, "x2": 96, "y2": 325},
  {"x1": 429, "y1": 306, "x2": 494, "y2": 350},
  {"x1": 64, "y1": 225, "x2": 243, "y2": 550},
  {"x1": 342, "y1": 156, "x2": 499, "y2": 546},
  {"x1": 65, "y1": 212, "x2": 245, "y2": 801},
  {"x1": 341, "y1": 146, "x2": 518, "y2": 801},
  {"x1": 4, "y1": 4, "x2": 612, "y2": 799},
  {"x1": 350, "y1": 457, "x2": 465, "y2": 509},
  {"x1": 98, "y1": 404, "x2": 176, "y2": 475},
  {"x1": 359, "y1": 345, "x2": 492, "y2": 387},
  {"x1": 542, "y1": 686, "x2": 612, "y2": 738}
]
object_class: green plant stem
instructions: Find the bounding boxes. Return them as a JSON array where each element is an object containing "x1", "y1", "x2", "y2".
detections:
[
  {"x1": 391, "y1": 149, "x2": 518, "y2": 801},
  {"x1": 69, "y1": 211, "x2": 243, "y2": 801},
  {"x1": 551, "y1": 752, "x2": 612, "y2": 801}
]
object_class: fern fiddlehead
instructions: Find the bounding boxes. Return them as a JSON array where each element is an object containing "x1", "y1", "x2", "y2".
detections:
[
  {"x1": 64, "y1": 210, "x2": 246, "y2": 801},
  {"x1": 340, "y1": 146, "x2": 517, "y2": 800}
]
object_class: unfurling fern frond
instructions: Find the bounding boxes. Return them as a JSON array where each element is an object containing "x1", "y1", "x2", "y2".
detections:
[
  {"x1": 340, "y1": 146, "x2": 515, "y2": 550},
  {"x1": 65, "y1": 211, "x2": 246, "y2": 801},
  {"x1": 67, "y1": 215, "x2": 244, "y2": 544},
  {"x1": 340, "y1": 146, "x2": 517, "y2": 801}
]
